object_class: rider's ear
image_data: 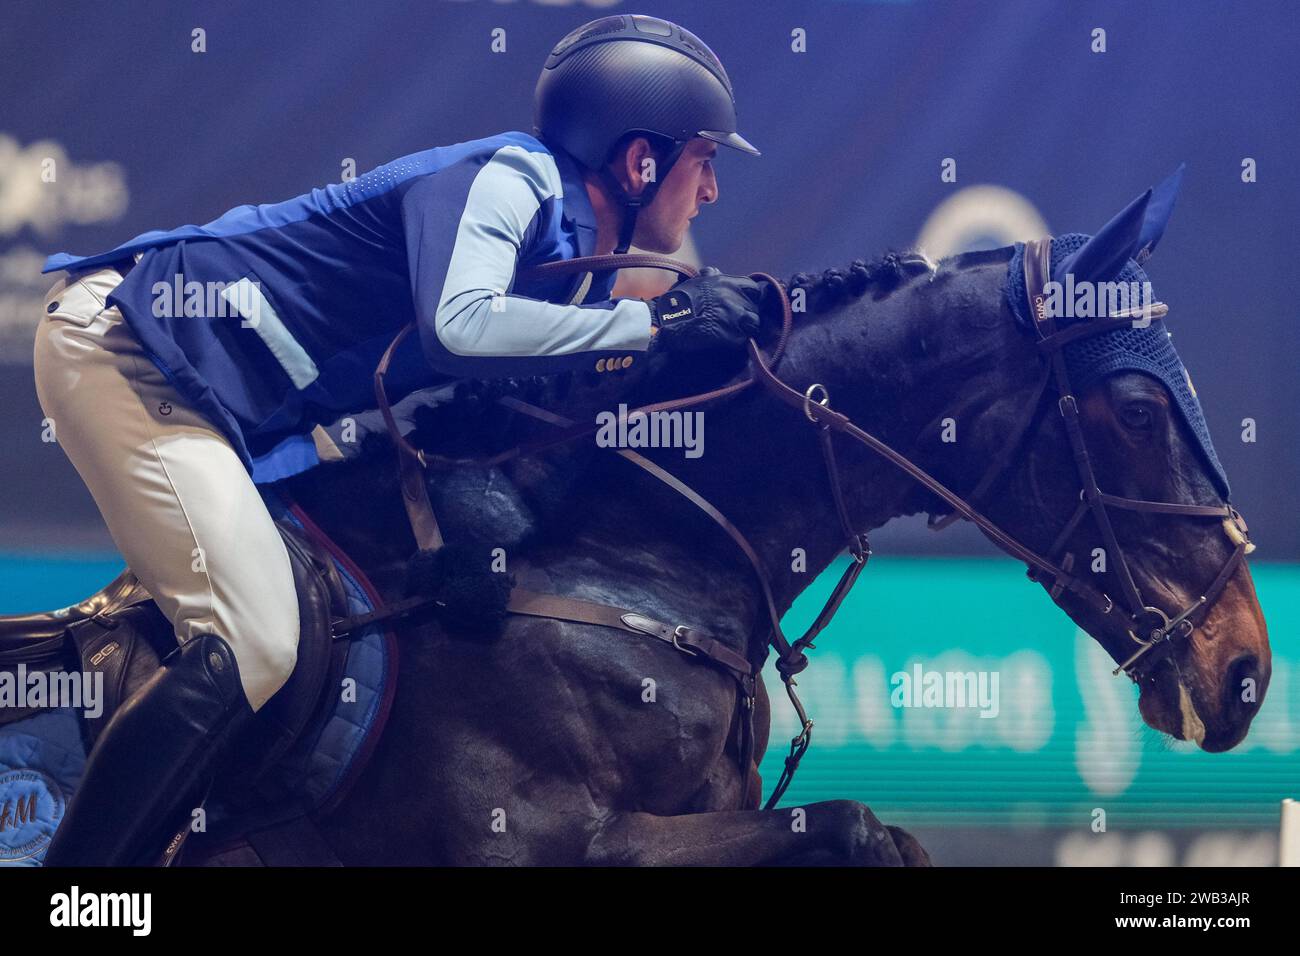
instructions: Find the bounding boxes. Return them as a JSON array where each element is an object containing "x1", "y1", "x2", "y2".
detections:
[
  {"x1": 614, "y1": 135, "x2": 668, "y2": 196},
  {"x1": 607, "y1": 135, "x2": 647, "y2": 194}
]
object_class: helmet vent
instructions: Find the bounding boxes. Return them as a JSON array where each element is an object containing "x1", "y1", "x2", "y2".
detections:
[
  {"x1": 550, "y1": 16, "x2": 624, "y2": 59},
  {"x1": 677, "y1": 29, "x2": 730, "y2": 87},
  {"x1": 579, "y1": 17, "x2": 627, "y2": 41}
]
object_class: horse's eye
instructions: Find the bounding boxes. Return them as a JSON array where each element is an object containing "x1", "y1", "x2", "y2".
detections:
[{"x1": 1120, "y1": 403, "x2": 1152, "y2": 431}]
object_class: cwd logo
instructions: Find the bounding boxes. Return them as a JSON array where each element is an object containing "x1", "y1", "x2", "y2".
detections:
[
  {"x1": 0, "y1": 769, "x2": 65, "y2": 865},
  {"x1": 0, "y1": 134, "x2": 128, "y2": 237}
]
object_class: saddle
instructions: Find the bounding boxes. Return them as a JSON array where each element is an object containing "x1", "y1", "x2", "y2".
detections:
[{"x1": 0, "y1": 512, "x2": 350, "y2": 786}]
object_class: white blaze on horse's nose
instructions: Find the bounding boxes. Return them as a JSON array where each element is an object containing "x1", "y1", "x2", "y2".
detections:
[{"x1": 1177, "y1": 680, "x2": 1207, "y2": 747}]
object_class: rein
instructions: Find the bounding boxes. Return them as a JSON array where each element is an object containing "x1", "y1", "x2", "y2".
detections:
[{"x1": 357, "y1": 241, "x2": 1252, "y2": 808}]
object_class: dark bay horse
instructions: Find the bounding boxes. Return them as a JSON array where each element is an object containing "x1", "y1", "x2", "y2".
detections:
[{"x1": 228, "y1": 185, "x2": 1269, "y2": 866}]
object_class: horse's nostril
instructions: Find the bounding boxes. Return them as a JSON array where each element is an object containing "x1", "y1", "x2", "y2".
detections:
[{"x1": 1225, "y1": 654, "x2": 1260, "y2": 710}]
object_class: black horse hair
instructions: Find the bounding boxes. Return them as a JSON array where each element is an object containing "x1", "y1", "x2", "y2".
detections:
[{"x1": 784, "y1": 249, "x2": 934, "y2": 316}]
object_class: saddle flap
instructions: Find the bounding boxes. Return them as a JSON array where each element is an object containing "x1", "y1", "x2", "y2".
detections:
[
  {"x1": 71, "y1": 605, "x2": 173, "y2": 751},
  {"x1": 0, "y1": 599, "x2": 171, "y2": 731}
]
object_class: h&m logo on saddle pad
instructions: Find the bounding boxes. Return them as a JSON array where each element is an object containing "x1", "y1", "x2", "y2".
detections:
[{"x1": 0, "y1": 769, "x2": 65, "y2": 864}]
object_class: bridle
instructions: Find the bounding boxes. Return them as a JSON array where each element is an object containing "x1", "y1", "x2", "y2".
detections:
[
  {"x1": 361, "y1": 239, "x2": 1252, "y2": 807},
  {"x1": 931, "y1": 238, "x2": 1253, "y2": 680}
]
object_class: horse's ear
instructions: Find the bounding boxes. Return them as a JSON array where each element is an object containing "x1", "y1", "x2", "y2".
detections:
[
  {"x1": 1133, "y1": 163, "x2": 1185, "y2": 264},
  {"x1": 1054, "y1": 187, "x2": 1151, "y2": 285}
]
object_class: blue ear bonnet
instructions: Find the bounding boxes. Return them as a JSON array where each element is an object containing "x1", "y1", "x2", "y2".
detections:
[{"x1": 1005, "y1": 233, "x2": 1231, "y2": 500}]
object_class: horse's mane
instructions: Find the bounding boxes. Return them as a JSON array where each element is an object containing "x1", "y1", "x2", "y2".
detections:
[{"x1": 787, "y1": 249, "x2": 933, "y2": 315}]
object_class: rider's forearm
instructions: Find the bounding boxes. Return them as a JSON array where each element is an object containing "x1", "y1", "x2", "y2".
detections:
[{"x1": 420, "y1": 292, "x2": 653, "y2": 377}]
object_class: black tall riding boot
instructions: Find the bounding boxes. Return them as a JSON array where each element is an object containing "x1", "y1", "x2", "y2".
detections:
[{"x1": 42, "y1": 631, "x2": 256, "y2": 867}]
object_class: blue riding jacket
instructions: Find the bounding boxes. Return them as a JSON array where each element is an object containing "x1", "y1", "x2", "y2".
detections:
[{"x1": 42, "y1": 132, "x2": 653, "y2": 484}]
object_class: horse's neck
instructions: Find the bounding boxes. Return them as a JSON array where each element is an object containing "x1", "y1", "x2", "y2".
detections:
[{"x1": 590, "y1": 286, "x2": 1035, "y2": 627}]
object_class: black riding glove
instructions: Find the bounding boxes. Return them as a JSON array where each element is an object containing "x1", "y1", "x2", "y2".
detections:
[{"x1": 648, "y1": 266, "x2": 764, "y2": 352}]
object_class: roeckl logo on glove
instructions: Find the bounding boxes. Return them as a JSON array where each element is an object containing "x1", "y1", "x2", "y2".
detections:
[{"x1": 659, "y1": 294, "x2": 692, "y2": 323}]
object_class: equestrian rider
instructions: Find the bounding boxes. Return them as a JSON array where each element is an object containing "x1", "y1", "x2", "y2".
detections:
[{"x1": 33, "y1": 14, "x2": 764, "y2": 865}]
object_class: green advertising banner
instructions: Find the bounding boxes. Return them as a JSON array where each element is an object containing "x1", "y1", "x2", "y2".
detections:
[{"x1": 759, "y1": 558, "x2": 1298, "y2": 833}]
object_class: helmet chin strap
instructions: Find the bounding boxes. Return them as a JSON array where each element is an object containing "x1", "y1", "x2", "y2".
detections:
[
  {"x1": 600, "y1": 140, "x2": 687, "y2": 255},
  {"x1": 598, "y1": 167, "x2": 654, "y2": 255},
  {"x1": 613, "y1": 191, "x2": 644, "y2": 255}
]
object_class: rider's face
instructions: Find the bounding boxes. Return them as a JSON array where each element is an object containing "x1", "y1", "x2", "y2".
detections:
[{"x1": 627, "y1": 137, "x2": 719, "y2": 254}]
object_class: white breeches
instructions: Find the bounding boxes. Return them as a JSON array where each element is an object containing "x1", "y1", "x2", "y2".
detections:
[{"x1": 33, "y1": 263, "x2": 300, "y2": 713}]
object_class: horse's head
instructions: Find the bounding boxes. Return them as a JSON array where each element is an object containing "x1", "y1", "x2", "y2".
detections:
[
  {"x1": 965, "y1": 168, "x2": 1270, "y2": 752},
  {"x1": 775, "y1": 167, "x2": 1270, "y2": 753}
]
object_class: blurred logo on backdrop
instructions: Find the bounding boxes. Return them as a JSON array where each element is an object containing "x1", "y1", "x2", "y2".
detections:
[
  {"x1": 0, "y1": 134, "x2": 128, "y2": 365},
  {"x1": 915, "y1": 184, "x2": 1050, "y2": 258}
]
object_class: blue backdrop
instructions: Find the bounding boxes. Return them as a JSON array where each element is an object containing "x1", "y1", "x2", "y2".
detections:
[{"x1": 1, "y1": 0, "x2": 1295, "y2": 558}]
